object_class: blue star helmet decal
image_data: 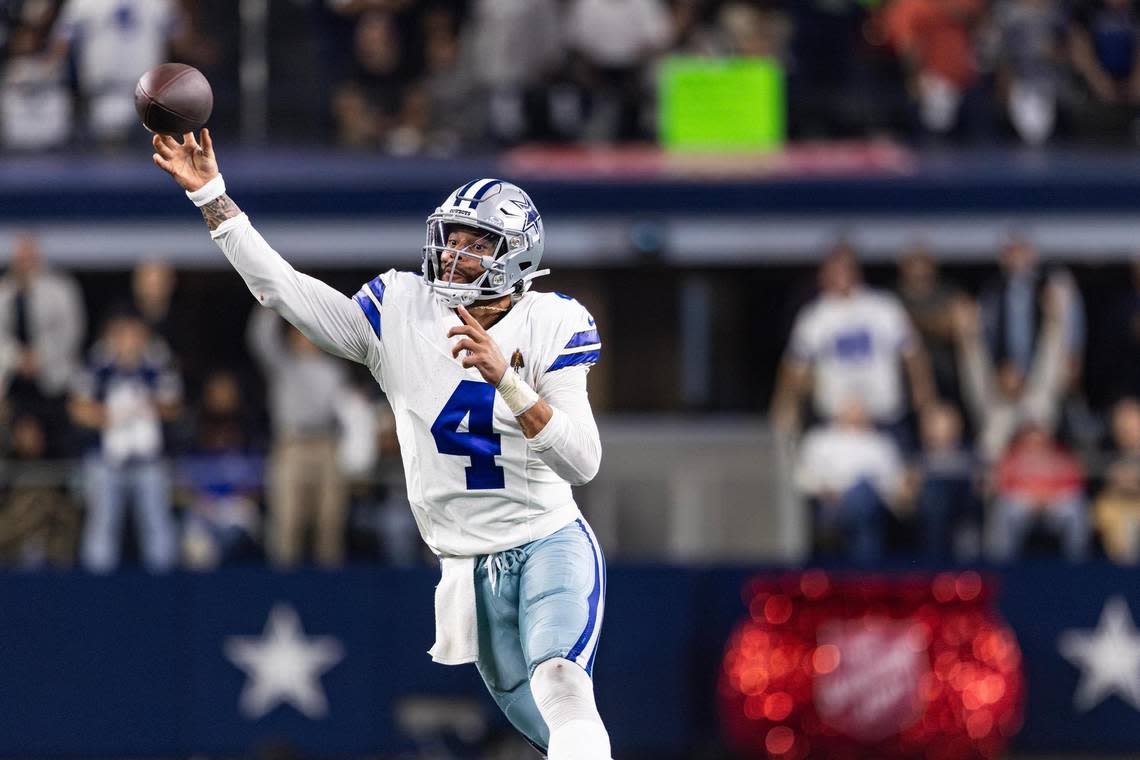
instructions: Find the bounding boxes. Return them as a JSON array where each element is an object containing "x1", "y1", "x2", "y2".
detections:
[{"x1": 507, "y1": 198, "x2": 541, "y2": 234}]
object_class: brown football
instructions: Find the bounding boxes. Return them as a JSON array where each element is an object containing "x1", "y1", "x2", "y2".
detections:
[{"x1": 134, "y1": 63, "x2": 213, "y2": 136}]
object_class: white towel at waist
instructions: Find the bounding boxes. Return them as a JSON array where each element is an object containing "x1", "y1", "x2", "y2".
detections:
[{"x1": 428, "y1": 556, "x2": 478, "y2": 665}]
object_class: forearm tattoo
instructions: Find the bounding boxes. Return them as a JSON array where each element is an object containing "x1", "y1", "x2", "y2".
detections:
[{"x1": 200, "y1": 193, "x2": 242, "y2": 231}]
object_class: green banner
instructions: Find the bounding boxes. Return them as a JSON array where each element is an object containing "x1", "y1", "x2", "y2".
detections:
[{"x1": 659, "y1": 57, "x2": 786, "y2": 152}]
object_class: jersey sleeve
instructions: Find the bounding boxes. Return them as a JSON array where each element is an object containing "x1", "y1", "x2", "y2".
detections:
[
  {"x1": 542, "y1": 295, "x2": 601, "y2": 375},
  {"x1": 211, "y1": 214, "x2": 377, "y2": 366},
  {"x1": 527, "y1": 295, "x2": 603, "y2": 485},
  {"x1": 349, "y1": 271, "x2": 392, "y2": 346}
]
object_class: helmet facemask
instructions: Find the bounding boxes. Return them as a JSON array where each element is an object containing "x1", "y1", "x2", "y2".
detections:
[{"x1": 422, "y1": 179, "x2": 550, "y2": 308}]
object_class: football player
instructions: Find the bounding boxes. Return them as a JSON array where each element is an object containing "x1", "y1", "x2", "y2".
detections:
[{"x1": 151, "y1": 130, "x2": 611, "y2": 758}]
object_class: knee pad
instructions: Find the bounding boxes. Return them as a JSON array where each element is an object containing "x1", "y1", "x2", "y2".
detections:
[{"x1": 531, "y1": 658, "x2": 610, "y2": 760}]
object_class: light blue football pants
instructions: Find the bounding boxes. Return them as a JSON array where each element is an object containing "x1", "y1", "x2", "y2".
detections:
[{"x1": 474, "y1": 517, "x2": 606, "y2": 751}]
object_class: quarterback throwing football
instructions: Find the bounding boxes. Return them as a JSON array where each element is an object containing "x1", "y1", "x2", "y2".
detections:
[{"x1": 152, "y1": 131, "x2": 611, "y2": 758}]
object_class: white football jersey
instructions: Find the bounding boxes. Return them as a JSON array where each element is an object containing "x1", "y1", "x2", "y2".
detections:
[
  {"x1": 210, "y1": 214, "x2": 602, "y2": 559},
  {"x1": 351, "y1": 271, "x2": 600, "y2": 556}
]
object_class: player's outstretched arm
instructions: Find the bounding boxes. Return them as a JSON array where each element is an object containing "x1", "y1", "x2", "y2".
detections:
[{"x1": 151, "y1": 131, "x2": 375, "y2": 365}]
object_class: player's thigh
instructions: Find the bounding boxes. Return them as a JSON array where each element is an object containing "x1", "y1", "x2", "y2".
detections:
[
  {"x1": 474, "y1": 557, "x2": 530, "y2": 695},
  {"x1": 519, "y1": 518, "x2": 606, "y2": 675}
]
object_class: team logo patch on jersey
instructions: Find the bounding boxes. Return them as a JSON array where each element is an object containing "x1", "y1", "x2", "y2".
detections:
[{"x1": 510, "y1": 349, "x2": 525, "y2": 374}]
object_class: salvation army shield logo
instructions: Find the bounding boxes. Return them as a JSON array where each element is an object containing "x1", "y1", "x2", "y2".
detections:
[{"x1": 813, "y1": 618, "x2": 928, "y2": 742}]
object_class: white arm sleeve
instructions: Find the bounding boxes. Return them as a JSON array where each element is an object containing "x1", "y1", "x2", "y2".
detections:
[
  {"x1": 527, "y1": 366, "x2": 602, "y2": 486},
  {"x1": 211, "y1": 214, "x2": 375, "y2": 365}
]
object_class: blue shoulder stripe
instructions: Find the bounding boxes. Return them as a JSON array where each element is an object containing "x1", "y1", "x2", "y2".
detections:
[
  {"x1": 353, "y1": 292, "x2": 382, "y2": 339},
  {"x1": 547, "y1": 349, "x2": 600, "y2": 372},
  {"x1": 564, "y1": 329, "x2": 601, "y2": 349},
  {"x1": 367, "y1": 276, "x2": 386, "y2": 305}
]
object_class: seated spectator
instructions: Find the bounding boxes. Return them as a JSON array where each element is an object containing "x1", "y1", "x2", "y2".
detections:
[
  {"x1": 988, "y1": 421, "x2": 1090, "y2": 562},
  {"x1": 179, "y1": 371, "x2": 263, "y2": 570},
  {"x1": 912, "y1": 401, "x2": 982, "y2": 561},
  {"x1": 796, "y1": 397, "x2": 905, "y2": 564},
  {"x1": 953, "y1": 278, "x2": 1072, "y2": 462},
  {"x1": 994, "y1": 0, "x2": 1065, "y2": 146},
  {"x1": 0, "y1": 413, "x2": 78, "y2": 568},
  {"x1": 70, "y1": 309, "x2": 182, "y2": 573},
  {"x1": 1094, "y1": 397, "x2": 1140, "y2": 563},
  {"x1": 771, "y1": 243, "x2": 935, "y2": 452},
  {"x1": 247, "y1": 306, "x2": 349, "y2": 568},
  {"x1": 897, "y1": 242, "x2": 963, "y2": 400},
  {"x1": 1, "y1": 23, "x2": 72, "y2": 150}
]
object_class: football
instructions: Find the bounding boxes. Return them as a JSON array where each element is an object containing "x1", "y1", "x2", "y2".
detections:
[{"x1": 134, "y1": 63, "x2": 213, "y2": 136}]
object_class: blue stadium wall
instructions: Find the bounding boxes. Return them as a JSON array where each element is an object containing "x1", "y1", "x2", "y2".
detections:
[{"x1": 0, "y1": 563, "x2": 1137, "y2": 757}]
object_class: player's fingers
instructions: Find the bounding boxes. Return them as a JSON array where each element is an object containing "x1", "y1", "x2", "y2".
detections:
[
  {"x1": 461, "y1": 356, "x2": 478, "y2": 369},
  {"x1": 154, "y1": 138, "x2": 176, "y2": 159},
  {"x1": 446, "y1": 325, "x2": 475, "y2": 339},
  {"x1": 456, "y1": 305, "x2": 483, "y2": 331},
  {"x1": 451, "y1": 338, "x2": 477, "y2": 358},
  {"x1": 201, "y1": 127, "x2": 214, "y2": 155},
  {"x1": 160, "y1": 134, "x2": 181, "y2": 153},
  {"x1": 152, "y1": 154, "x2": 174, "y2": 173},
  {"x1": 183, "y1": 131, "x2": 199, "y2": 148}
]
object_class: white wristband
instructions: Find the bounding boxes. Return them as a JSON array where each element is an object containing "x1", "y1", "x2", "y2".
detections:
[
  {"x1": 186, "y1": 174, "x2": 226, "y2": 207},
  {"x1": 497, "y1": 369, "x2": 541, "y2": 416}
]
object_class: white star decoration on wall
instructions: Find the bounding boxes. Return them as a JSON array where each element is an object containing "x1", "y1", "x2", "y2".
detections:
[
  {"x1": 1058, "y1": 596, "x2": 1140, "y2": 713},
  {"x1": 224, "y1": 603, "x2": 345, "y2": 720}
]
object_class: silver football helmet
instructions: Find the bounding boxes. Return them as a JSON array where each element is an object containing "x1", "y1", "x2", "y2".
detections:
[{"x1": 422, "y1": 178, "x2": 549, "y2": 307}]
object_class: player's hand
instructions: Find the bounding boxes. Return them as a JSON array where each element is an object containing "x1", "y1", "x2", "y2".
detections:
[
  {"x1": 448, "y1": 306, "x2": 509, "y2": 386},
  {"x1": 151, "y1": 129, "x2": 219, "y2": 192}
]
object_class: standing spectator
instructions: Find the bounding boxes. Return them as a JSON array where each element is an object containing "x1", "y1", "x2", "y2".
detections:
[
  {"x1": 912, "y1": 401, "x2": 982, "y2": 561},
  {"x1": 247, "y1": 306, "x2": 348, "y2": 568},
  {"x1": 881, "y1": 0, "x2": 988, "y2": 139},
  {"x1": 1099, "y1": 256, "x2": 1140, "y2": 400},
  {"x1": 771, "y1": 243, "x2": 936, "y2": 451},
  {"x1": 179, "y1": 370, "x2": 262, "y2": 570},
  {"x1": 70, "y1": 310, "x2": 181, "y2": 573},
  {"x1": 0, "y1": 413, "x2": 79, "y2": 568},
  {"x1": 796, "y1": 397, "x2": 905, "y2": 564},
  {"x1": 1068, "y1": 0, "x2": 1140, "y2": 138},
  {"x1": 1094, "y1": 397, "x2": 1140, "y2": 563},
  {"x1": 994, "y1": 0, "x2": 1066, "y2": 146},
  {"x1": 565, "y1": 0, "x2": 673, "y2": 141},
  {"x1": 51, "y1": 0, "x2": 184, "y2": 146},
  {"x1": 953, "y1": 280, "x2": 1070, "y2": 461},
  {"x1": 0, "y1": 233, "x2": 85, "y2": 455},
  {"x1": 897, "y1": 242, "x2": 963, "y2": 400},
  {"x1": 1, "y1": 23, "x2": 72, "y2": 150},
  {"x1": 465, "y1": 0, "x2": 564, "y2": 143},
  {"x1": 988, "y1": 422, "x2": 1090, "y2": 561},
  {"x1": 979, "y1": 235, "x2": 1085, "y2": 388},
  {"x1": 131, "y1": 259, "x2": 177, "y2": 351}
]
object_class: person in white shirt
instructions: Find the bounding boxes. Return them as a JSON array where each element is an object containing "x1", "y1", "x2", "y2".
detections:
[
  {"x1": 796, "y1": 396, "x2": 905, "y2": 563},
  {"x1": 772, "y1": 243, "x2": 935, "y2": 449},
  {"x1": 0, "y1": 233, "x2": 86, "y2": 454},
  {"x1": 150, "y1": 129, "x2": 611, "y2": 759},
  {"x1": 52, "y1": 0, "x2": 182, "y2": 144}
]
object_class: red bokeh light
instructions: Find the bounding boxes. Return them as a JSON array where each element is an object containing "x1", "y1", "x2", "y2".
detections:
[{"x1": 719, "y1": 572, "x2": 1024, "y2": 760}]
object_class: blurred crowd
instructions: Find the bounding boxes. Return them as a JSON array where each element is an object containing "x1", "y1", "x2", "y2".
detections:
[
  {"x1": 0, "y1": 234, "x2": 421, "y2": 572},
  {"x1": 6, "y1": 0, "x2": 1140, "y2": 151},
  {"x1": 772, "y1": 238, "x2": 1140, "y2": 566}
]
